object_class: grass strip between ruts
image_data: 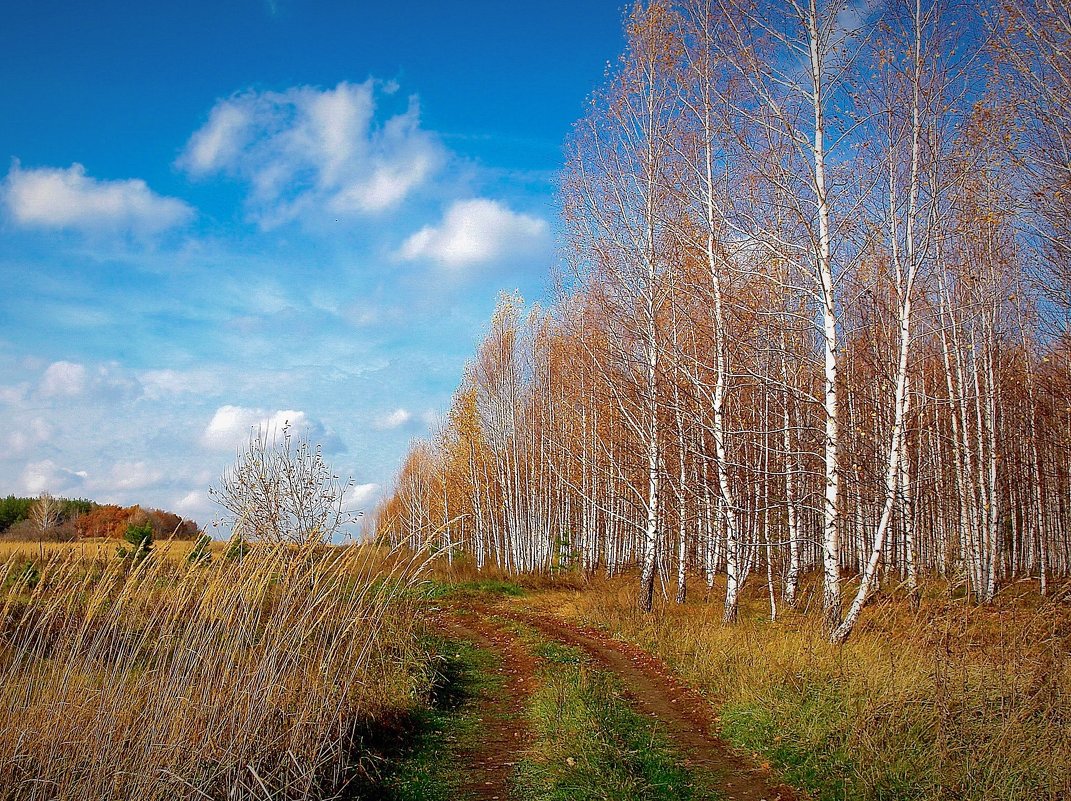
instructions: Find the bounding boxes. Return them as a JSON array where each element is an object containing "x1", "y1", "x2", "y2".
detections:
[{"x1": 504, "y1": 620, "x2": 726, "y2": 801}]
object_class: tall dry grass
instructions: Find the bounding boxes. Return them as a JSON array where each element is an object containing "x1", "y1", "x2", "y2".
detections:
[
  {"x1": 531, "y1": 576, "x2": 1071, "y2": 801},
  {"x1": 0, "y1": 542, "x2": 430, "y2": 800}
]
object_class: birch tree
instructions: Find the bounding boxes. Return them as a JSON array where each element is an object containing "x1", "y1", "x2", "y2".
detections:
[{"x1": 562, "y1": 1, "x2": 682, "y2": 611}]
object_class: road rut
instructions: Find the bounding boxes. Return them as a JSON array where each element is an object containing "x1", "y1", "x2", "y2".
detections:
[{"x1": 437, "y1": 601, "x2": 798, "y2": 801}]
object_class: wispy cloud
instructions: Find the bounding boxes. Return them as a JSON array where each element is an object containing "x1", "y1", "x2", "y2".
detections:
[
  {"x1": 137, "y1": 368, "x2": 217, "y2": 400},
  {"x1": 98, "y1": 461, "x2": 166, "y2": 492},
  {"x1": 179, "y1": 80, "x2": 443, "y2": 227},
  {"x1": 36, "y1": 360, "x2": 136, "y2": 401},
  {"x1": 4, "y1": 418, "x2": 51, "y2": 456},
  {"x1": 20, "y1": 459, "x2": 88, "y2": 496},
  {"x1": 0, "y1": 384, "x2": 29, "y2": 406},
  {"x1": 399, "y1": 198, "x2": 548, "y2": 267},
  {"x1": 3, "y1": 163, "x2": 194, "y2": 236}
]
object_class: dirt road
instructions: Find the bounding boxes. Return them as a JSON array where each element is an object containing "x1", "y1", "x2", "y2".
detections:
[
  {"x1": 443, "y1": 600, "x2": 797, "y2": 801},
  {"x1": 438, "y1": 609, "x2": 537, "y2": 800}
]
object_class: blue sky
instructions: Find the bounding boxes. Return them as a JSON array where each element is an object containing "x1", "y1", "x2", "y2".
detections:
[{"x1": 0, "y1": 0, "x2": 624, "y2": 530}]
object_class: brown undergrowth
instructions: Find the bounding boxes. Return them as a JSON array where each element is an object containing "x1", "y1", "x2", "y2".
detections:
[
  {"x1": 0, "y1": 543, "x2": 431, "y2": 801},
  {"x1": 520, "y1": 574, "x2": 1071, "y2": 801}
]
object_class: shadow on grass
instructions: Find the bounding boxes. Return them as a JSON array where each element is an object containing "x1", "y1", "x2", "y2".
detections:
[{"x1": 343, "y1": 636, "x2": 499, "y2": 801}]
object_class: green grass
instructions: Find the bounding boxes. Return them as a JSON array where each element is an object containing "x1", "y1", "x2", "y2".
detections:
[
  {"x1": 417, "y1": 578, "x2": 528, "y2": 600},
  {"x1": 363, "y1": 576, "x2": 527, "y2": 605},
  {"x1": 719, "y1": 679, "x2": 943, "y2": 801},
  {"x1": 720, "y1": 693, "x2": 856, "y2": 801},
  {"x1": 710, "y1": 641, "x2": 1063, "y2": 801},
  {"x1": 357, "y1": 636, "x2": 504, "y2": 801},
  {"x1": 507, "y1": 622, "x2": 724, "y2": 801}
]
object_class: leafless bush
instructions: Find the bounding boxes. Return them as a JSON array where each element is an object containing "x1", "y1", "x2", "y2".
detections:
[{"x1": 210, "y1": 424, "x2": 356, "y2": 546}]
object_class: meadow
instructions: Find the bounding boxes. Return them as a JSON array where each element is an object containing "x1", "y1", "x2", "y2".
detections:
[
  {"x1": 0, "y1": 540, "x2": 431, "y2": 801},
  {"x1": 0, "y1": 537, "x2": 227, "y2": 562},
  {"x1": 2, "y1": 536, "x2": 1067, "y2": 801}
]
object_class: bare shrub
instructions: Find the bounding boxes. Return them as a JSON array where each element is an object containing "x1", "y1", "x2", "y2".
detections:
[{"x1": 210, "y1": 424, "x2": 356, "y2": 547}]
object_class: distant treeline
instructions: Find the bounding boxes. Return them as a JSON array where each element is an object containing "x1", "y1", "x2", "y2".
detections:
[{"x1": 0, "y1": 495, "x2": 199, "y2": 541}]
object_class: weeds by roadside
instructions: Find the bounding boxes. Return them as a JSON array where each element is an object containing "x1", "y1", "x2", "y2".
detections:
[
  {"x1": 367, "y1": 637, "x2": 503, "y2": 801},
  {"x1": 418, "y1": 578, "x2": 528, "y2": 600}
]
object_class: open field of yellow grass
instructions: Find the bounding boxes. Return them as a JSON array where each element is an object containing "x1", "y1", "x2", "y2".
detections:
[
  {"x1": 0, "y1": 541, "x2": 432, "y2": 801},
  {"x1": 0, "y1": 537, "x2": 227, "y2": 561}
]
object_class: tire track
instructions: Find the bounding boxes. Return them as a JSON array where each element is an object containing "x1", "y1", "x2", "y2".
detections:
[
  {"x1": 477, "y1": 603, "x2": 799, "y2": 801},
  {"x1": 435, "y1": 608, "x2": 537, "y2": 800}
]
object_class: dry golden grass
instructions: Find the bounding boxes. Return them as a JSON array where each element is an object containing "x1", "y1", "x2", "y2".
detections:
[
  {"x1": 0, "y1": 537, "x2": 227, "y2": 561},
  {"x1": 0, "y1": 541, "x2": 431, "y2": 801},
  {"x1": 522, "y1": 575, "x2": 1071, "y2": 801}
]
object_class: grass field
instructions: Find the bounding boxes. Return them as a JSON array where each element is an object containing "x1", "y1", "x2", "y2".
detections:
[
  {"x1": 524, "y1": 575, "x2": 1071, "y2": 801},
  {"x1": 0, "y1": 536, "x2": 228, "y2": 561},
  {"x1": 0, "y1": 540, "x2": 434, "y2": 801},
  {"x1": 2, "y1": 539, "x2": 1066, "y2": 801}
]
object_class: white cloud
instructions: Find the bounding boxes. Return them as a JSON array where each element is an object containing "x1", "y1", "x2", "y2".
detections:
[
  {"x1": 344, "y1": 482, "x2": 380, "y2": 510},
  {"x1": 5, "y1": 417, "x2": 51, "y2": 456},
  {"x1": 201, "y1": 404, "x2": 343, "y2": 453},
  {"x1": 137, "y1": 368, "x2": 215, "y2": 400},
  {"x1": 374, "y1": 407, "x2": 412, "y2": 430},
  {"x1": 399, "y1": 198, "x2": 548, "y2": 267},
  {"x1": 0, "y1": 383, "x2": 30, "y2": 405},
  {"x1": 37, "y1": 360, "x2": 135, "y2": 401},
  {"x1": 3, "y1": 163, "x2": 194, "y2": 236},
  {"x1": 99, "y1": 461, "x2": 165, "y2": 492},
  {"x1": 179, "y1": 80, "x2": 442, "y2": 227},
  {"x1": 180, "y1": 101, "x2": 254, "y2": 177},
  {"x1": 343, "y1": 301, "x2": 409, "y2": 329},
  {"x1": 40, "y1": 361, "x2": 87, "y2": 397},
  {"x1": 175, "y1": 490, "x2": 214, "y2": 527},
  {"x1": 202, "y1": 405, "x2": 304, "y2": 450},
  {"x1": 20, "y1": 459, "x2": 88, "y2": 496}
]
